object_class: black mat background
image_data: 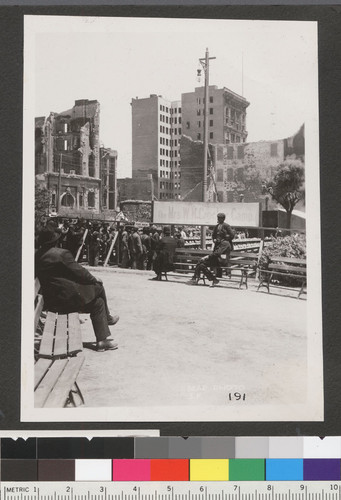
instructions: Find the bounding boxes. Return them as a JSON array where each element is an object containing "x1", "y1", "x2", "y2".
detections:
[{"x1": 0, "y1": 5, "x2": 340, "y2": 436}]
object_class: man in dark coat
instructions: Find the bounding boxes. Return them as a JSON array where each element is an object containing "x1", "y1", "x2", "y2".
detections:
[
  {"x1": 191, "y1": 212, "x2": 235, "y2": 286},
  {"x1": 153, "y1": 226, "x2": 178, "y2": 280},
  {"x1": 35, "y1": 227, "x2": 119, "y2": 351}
]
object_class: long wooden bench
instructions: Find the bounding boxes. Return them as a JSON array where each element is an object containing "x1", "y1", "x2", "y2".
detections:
[
  {"x1": 34, "y1": 278, "x2": 85, "y2": 408},
  {"x1": 257, "y1": 256, "x2": 306, "y2": 298},
  {"x1": 162, "y1": 248, "x2": 260, "y2": 289}
]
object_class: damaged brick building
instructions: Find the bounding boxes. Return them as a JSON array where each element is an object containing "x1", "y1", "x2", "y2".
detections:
[
  {"x1": 35, "y1": 99, "x2": 118, "y2": 218},
  {"x1": 180, "y1": 124, "x2": 305, "y2": 210}
]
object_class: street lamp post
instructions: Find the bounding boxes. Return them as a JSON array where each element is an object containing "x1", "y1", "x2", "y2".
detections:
[{"x1": 198, "y1": 48, "x2": 216, "y2": 249}]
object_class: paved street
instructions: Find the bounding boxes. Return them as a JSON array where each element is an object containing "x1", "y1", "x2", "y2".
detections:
[{"x1": 77, "y1": 267, "x2": 307, "y2": 410}]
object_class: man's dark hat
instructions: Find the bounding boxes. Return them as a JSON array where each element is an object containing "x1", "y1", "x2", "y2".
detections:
[
  {"x1": 217, "y1": 212, "x2": 226, "y2": 218},
  {"x1": 38, "y1": 227, "x2": 61, "y2": 247},
  {"x1": 163, "y1": 226, "x2": 171, "y2": 235}
]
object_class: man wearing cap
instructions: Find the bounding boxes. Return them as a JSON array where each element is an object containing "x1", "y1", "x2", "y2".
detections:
[
  {"x1": 191, "y1": 212, "x2": 235, "y2": 286},
  {"x1": 153, "y1": 226, "x2": 178, "y2": 280},
  {"x1": 35, "y1": 227, "x2": 119, "y2": 352}
]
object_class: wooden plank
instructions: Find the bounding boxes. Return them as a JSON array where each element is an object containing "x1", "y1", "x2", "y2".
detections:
[
  {"x1": 103, "y1": 232, "x2": 118, "y2": 267},
  {"x1": 269, "y1": 264, "x2": 306, "y2": 274},
  {"x1": 34, "y1": 295, "x2": 44, "y2": 332},
  {"x1": 68, "y1": 313, "x2": 83, "y2": 355},
  {"x1": 44, "y1": 355, "x2": 85, "y2": 408},
  {"x1": 270, "y1": 256, "x2": 306, "y2": 265},
  {"x1": 34, "y1": 359, "x2": 69, "y2": 408},
  {"x1": 54, "y1": 314, "x2": 68, "y2": 358},
  {"x1": 39, "y1": 312, "x2": 57, "y2": 358},
  {"x1": 34, "y1": 358, "x2": 53, "y2": 390},
  {"x1": 75, "y1": 228, "x2": 88, "y2": 262}
]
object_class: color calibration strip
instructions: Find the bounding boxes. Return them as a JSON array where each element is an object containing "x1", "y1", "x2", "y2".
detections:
[
  {"x1": 1, "y1": 458, "x2": 341, "y2": 481},
  {"x1": 2, "y1": 437, "x2": 341, "y2": 481}
]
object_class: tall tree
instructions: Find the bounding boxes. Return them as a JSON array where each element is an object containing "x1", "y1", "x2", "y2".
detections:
[{"x1": 266, "y1": 159, "x2": 305, "y2": 229}]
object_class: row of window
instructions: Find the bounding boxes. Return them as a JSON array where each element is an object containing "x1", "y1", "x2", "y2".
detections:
[
  {"x1": 159, "y1": 126, "x2": 182, "y2": 136},
  {"x1": 226, "y1": 108, "x2": 245, "y2": 122},
  {"x1": 170, "y1": 117, "x2": 181, "y2": 125},
  {"x1": 160, "y1": 114, "x2": 169, "y2": 124},
  {"x1": 196, "y1": 108, "x2": 214, "y2": 116},
  {"x1": 197, "y1": 120, "x2": 214, "y2": 128},
  {"x1": 196, "y1": 96, "x2": 214, "y2": 104},
  {"x1": 197, "y1": 132, "x2": 214, "y2": 140},
  {"x1": 160, "y1": 137, "x2": 169, "y2": 146},
  {"x1": 159, "y1": 182, "x2": 181, "y2": 190},
  {"x1": 160, "y1": 105, "x2": 182, "y2": 114},
  {"x1": 171, "y1": 128, "x2": 182, "y2": 136},
  {"x1": 159, "y1": 192, "x2": 180, "y2": 200},
  {"x1": 160, "y1": 137, "x2": 179, "y2": 147},
  {"x1": 160, "y1": 159, "x2": 180, "y2": 168},
  {"x1": 159, "y1": 170, "x2": 181, "y2": 180}
]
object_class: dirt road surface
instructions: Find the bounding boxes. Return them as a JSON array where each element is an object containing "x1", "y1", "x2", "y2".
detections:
[{"x1": 77, "y1": 267, "x2": 307, "y2": 411}]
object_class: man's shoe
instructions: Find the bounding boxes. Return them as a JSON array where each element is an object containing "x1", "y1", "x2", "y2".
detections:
[
  {"x1": 97, "y1": 339, "x2": 118, "y2": 352},
  {"x1": 210, "y1": 278, "x2": 219, "y2": 287},
  {"x1": 107, "y1": 315, "x2": 119, "y2": 326}
]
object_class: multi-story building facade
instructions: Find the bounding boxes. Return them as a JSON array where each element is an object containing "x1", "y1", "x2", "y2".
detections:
[
  {"x1": 100, "y1": 147, "x2": 118, "y2": 214},
  {"x1": 131, "y1": 85, "x2": 248, "y2": 201},
  {"x1": 181, "y1": 85, "x2": 249, "y2": 146},
  {"x1": 180, "y1": 125, "x2": 305, "y2": 208},
  {"x1": 35, "y1": 99, "x2": 118, "y2": 218},
  {"x1": 131, "y1": 94, "x2": 182, "y2": 201},
  {"x1": 35, "y1": 99, "x2": 101, "y2": 217}
]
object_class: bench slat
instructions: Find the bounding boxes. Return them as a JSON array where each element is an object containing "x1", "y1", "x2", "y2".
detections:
[
  {"x1": 43, "y1": 354, "x2": 85, "y2": 408},
  {"x1": 39, "y1": 312, "x2": 57, "y2": 358},
  {"x1": 34, "y1": 295, "x2": 44, "y2": 333},
  {"x1": 34, "y1": 358, "x2": 53, "y2": 390},
  {"x1": 54, "y1": 314, "x2": 68, "y2": 358},
  {"x1": 269, "y1": 264, "x2": 306, "y2": 273},
  {"x1": 34, "y1": 359, "x2": 69, "y2": 408},
  {"x1": 270, "y1": 257, "x2": 306, "y2": 265},
  {"x1": 68, "y1": 313, "x2": 83, "y2": 355}
]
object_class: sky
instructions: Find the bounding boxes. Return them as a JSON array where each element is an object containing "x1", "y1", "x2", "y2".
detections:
[{"x1": 29, "y1": 16, "x2": 318, "y2": 178}]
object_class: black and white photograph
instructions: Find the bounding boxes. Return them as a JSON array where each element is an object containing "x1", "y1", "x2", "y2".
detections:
[{"x1": 22, "y1": 15, "x2": 323, "y2": 422}]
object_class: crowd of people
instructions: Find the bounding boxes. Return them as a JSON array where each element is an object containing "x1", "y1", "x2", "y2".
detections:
[{"x1": 34, "y1": 213, "x2": 235, "y2": 352}]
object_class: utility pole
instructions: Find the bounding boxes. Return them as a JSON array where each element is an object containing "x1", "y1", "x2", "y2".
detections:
[
  {"x1": 57, "y1": 153, "x2": 62, "y2": 212},
  {"x1": 199, "y1": 48, "x2": 216, "y2": 249}
]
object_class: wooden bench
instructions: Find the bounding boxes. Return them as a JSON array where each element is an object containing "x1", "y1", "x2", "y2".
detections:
[
  {"x1": 162, "y1": 248, "x2": 260, "y2": 289},
  {"x1": 34, "y1": 278, "x2": 85, "y2": 408},
  {"x1": 257, "y1": 256, "x2": 306, "y2": 298}
]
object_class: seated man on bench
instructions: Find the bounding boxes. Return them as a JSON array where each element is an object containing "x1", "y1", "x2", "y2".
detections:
[
  {"x1": 35, "y1": 227, "x2": 120, "y2": 352},
  {"x1": 191, "y1": 212, "x2": 235, "y2": 287}
]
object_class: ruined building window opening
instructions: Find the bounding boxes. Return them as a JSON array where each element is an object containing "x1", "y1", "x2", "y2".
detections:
[
  {"x1": 89, "y1": 154, "x2": 95, "y2": 177},
  {"x1": 61, "y1": 192, "x2": 74, "y2": 208},
  {"x1": 210, "y1": 132, "x2": 214, "y2": 139},
  {"x1": 64, "y1": 140, "x2": 68, "y2": 151},
  {"x1": 186, "y1": 121, "x2": 190, "y2": 129},
  {"x1": 88, "y1": 191, "x2": 95, "y2": 208},
  {"x1": 64, "y1": 123, "x2": 68, "y2": 133}
]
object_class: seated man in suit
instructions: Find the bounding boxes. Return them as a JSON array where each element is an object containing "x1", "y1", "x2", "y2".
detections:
[
  {"x1": 152, "y1": 226, "x2": 178, "y2": 280},
  {"x1": 191, "y1": 212, "x2": 235, "y2": 286},
  {"x1": 35, "y1": 227, "x2": 119, "y2": 352}
]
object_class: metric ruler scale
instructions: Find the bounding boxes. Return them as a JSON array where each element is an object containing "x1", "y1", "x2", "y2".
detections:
[{"x1": 2, "y1": 483, "x2": 341, "y2": 500}]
